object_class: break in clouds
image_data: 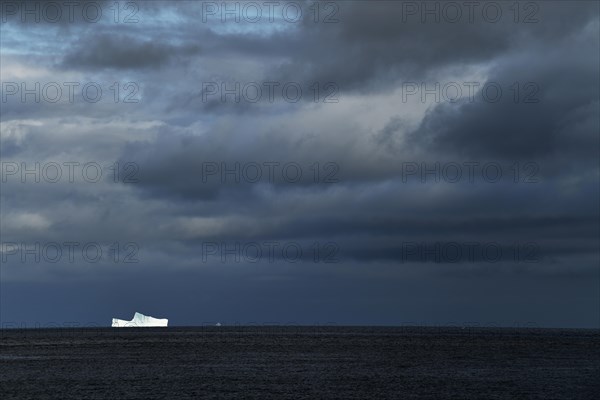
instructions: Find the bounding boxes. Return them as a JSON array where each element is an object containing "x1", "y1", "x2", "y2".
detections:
[{"x1": 0, "y1": 1, "x2": 598, "y2": 328}]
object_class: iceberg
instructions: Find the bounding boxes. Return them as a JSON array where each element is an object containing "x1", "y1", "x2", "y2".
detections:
[{"x1": 111, "y1": 312, "x2": 168, "y2": 327}]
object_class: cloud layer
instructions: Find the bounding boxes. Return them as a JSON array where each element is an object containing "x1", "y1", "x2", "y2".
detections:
[{"x1": 1, "y1": 1, "x2": 598, "y2": 327}]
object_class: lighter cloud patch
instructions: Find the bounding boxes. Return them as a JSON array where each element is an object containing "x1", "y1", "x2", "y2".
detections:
[
  {"x1": 27, "y1": 117, "x2": 163, "y2": 143},
  {"x1": 0, "y1": 120, "x2": 42, "y2": 145},
  {"x1": 170, "y1": 216, "x2": 273, "y2": 240},
  {"x1": 0, "y1": 57, "x2": 84, "y2": 82},
  {"x1": 4, "y1": 212, "x2": 52, "y2": 231},
  {"x1": 0, "y1": 60, "x2": 51, "y2": 80}
]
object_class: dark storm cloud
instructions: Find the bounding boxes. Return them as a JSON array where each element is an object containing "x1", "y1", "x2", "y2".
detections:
[
  {"x1": 404, "y1": 25, "x2": 599, "y2": 164},
  {"x1": 268, "y1": 1, "x2": 600, "y2": 93},
  {"x1": 62, "y1": 33, "x2": 201, "y2": 70},
  {"x1": 117, "y1": 126, "x2": 351, "y2": 201}
]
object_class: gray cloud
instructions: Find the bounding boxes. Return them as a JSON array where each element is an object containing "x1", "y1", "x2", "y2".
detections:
[
  {"x1": 62, "y1": 33, "x2": 201, "y2": 70},
  {"x1": 405, "y1": 25, "x2": 599, "y2": 164}
]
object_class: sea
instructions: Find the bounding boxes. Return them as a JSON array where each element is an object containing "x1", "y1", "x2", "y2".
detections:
[{"x1": 1, "y1": 326, "x2": 598, "y2": 399}]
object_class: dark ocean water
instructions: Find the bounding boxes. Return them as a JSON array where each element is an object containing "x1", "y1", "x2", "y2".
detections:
[{"x1": 1, "y1": 327, "x2": 598, "y2": 399}]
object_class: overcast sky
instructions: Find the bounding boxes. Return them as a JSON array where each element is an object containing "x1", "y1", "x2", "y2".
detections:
[{"x1": 0, "y1": 0, "x2": 598, "y2": 328}]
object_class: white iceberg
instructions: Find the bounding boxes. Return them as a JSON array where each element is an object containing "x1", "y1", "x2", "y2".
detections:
[{"x1": 111, "y1": 312, "x2": 168, "y2": 327}]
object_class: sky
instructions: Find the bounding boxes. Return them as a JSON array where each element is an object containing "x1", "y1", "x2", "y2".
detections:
[{"x1": 0, "y1": 0, "x2": 598, "y2": 328}]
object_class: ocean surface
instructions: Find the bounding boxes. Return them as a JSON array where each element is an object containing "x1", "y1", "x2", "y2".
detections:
[{"x1": 1, "y1": 327, "x2": 598, "y2": 399}]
